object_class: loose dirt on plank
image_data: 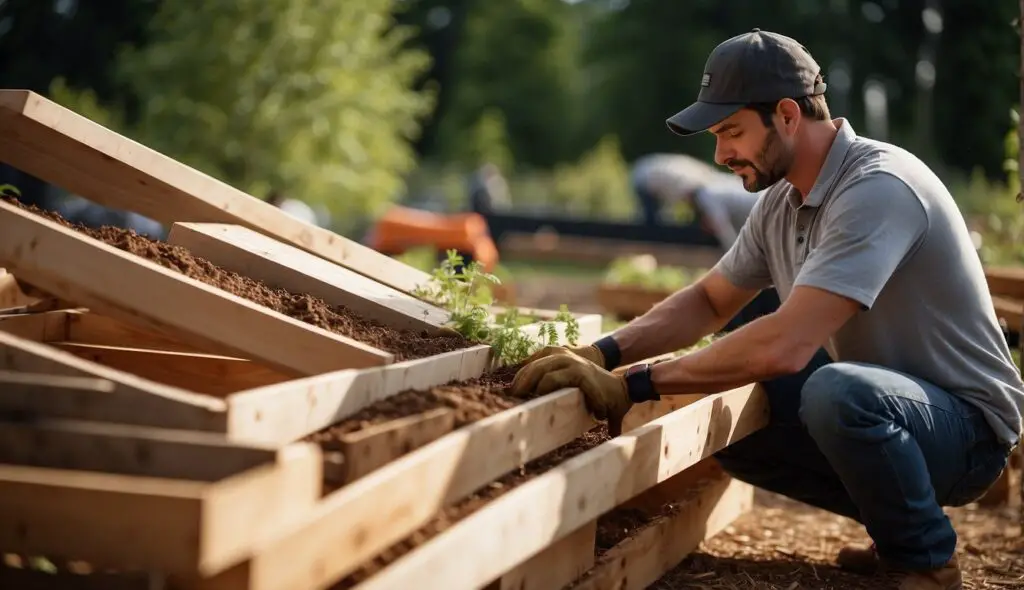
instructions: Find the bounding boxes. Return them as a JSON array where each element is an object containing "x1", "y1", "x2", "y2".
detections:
[
  {"x1": 595, "y1": 506, "x2": 657, "y2": 553},
  {"x1": 3, "y1": 197, "x2": 470, "y2": 361},
  {"x1": 308, "y1": 364, "x2": 523, "y2": 443}
]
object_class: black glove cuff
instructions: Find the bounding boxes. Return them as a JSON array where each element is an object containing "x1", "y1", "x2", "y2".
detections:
[
  {"x1": 592, "y1": 335, "x2": 622, "y2": 371},
  {"x1": 624, "y1": 363, "x2": 660, "y2": 403}
]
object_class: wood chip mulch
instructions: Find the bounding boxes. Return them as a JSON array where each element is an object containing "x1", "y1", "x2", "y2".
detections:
[{"x1": 652, "y1": 489, "x2": 1024, "y2": 590}]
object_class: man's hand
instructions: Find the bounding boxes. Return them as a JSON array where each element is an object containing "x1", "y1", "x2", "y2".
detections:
[
  {"x1": 510, "y1": 348, "x2": 632, "y2": 436},
  {"x1": 519, "y1": 343, "x2": 605, "y2": 369}
]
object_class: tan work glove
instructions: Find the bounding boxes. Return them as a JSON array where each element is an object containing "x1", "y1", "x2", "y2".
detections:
[
  {"x1": 519, "y1": 343, "x2": 606, "y2": 369},
  {"x1": 510, "y1": 347, "x2": 632, "y2": 436}
]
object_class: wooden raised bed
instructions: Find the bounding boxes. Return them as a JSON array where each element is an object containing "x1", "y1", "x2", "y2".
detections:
[
  {"x1": 0, "y1": 89, "x2": 759, "y2": 589},
  {"x1": 978, "y1": 267, "x2": 1024, "y2": 514},
  {"x1": 596, "y1": 283, "x2": 672, "y2": 321}
]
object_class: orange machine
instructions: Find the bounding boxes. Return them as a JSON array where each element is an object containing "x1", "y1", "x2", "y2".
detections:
[{"x1": 366, "y1": 205, "x2": 500, "y2": 272}]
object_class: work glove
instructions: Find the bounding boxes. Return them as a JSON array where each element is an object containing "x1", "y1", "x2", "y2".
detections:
[
  {"x1": 519, "y1": 343, "x2": 606, "y2": 369},
  {"x1": 510, "y1": 347, "x2": 633, "y2": 436}
]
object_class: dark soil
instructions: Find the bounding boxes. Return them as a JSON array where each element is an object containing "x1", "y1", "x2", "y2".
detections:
[
  {"x1": 4, "y1": 196, "x2": 469, "y2": 361},
  {"x1": 595, "y1": 506, "x2": 661, "y2": 553},
  {"x1": 307, "y1": 365, "x2": 522, "y2": 448},
  {"x1": 331, "y1": 426, "x2": 610, "y2": 589}
]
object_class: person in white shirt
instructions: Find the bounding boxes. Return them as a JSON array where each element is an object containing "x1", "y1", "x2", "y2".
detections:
[{"x1": 630, "y1": 153, "x2": 761, "y2": 249}]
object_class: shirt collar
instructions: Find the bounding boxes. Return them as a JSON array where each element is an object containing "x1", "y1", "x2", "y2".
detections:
[{"x1": 786, "y1": 117, "x2": 857, "y2": 210}]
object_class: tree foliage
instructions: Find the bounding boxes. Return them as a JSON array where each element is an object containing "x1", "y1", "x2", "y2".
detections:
[
  {"x1": 433, "y1": 0, "x2": 581, "y2": 169},
  {"x1": 53, "y1": 0, "x2": 435, "y2": 227}
]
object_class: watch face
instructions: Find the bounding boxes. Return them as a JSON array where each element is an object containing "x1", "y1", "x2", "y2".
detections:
[{"x1": 625, "y1": 363, "x2": 649, "y2": 377}]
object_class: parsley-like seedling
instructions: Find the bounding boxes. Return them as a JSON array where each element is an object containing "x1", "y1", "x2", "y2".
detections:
[{"x1": 414, "y1": 250, "x2": 581, "y2": 365}]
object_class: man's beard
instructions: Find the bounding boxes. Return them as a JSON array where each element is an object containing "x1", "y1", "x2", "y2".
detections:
[{"x1": 728, "y1": 127, "x2": 793, "y2": 192}]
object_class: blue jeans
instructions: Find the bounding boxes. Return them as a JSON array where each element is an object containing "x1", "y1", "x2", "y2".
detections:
[{"x1": 713, "y1": 290, "x2": 1014, "y2": 570}]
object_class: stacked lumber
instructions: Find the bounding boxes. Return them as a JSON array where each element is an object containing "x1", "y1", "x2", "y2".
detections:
[
  {"x1": 0, "y1": 89, "x2": 761, "y2": 589},
  {"x1": 978, "y1": 267, "x2": 1024, "y2": 514}
]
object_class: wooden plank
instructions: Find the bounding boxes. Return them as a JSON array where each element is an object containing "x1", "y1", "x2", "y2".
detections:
[
  {"x1": 0, "y1": 199, "x2": 394, "y2": 375},
  {"x1": 332, "y1": 408, "x2": 456, "y2": 485},
  {"x1": 486, "y1": 521, "x2": 597, "y2": 590},
  {"x1": 992, "y1": 295, "x2": 1023, "y2": 334},
  {"x1": 0, "y1": 415, "x2": 279, "y2": 481},
  {"x1": 0, "y1": 308, "x2": 202, "y2": 352},
  {"x1": 0, "y1": 310, "x2": 70, "y2": 342},
  {"x1": 352, "y1": 385, "x2": 767, "y2": 590},
  {"x1": 224, "y1": 344, "x2": 491, "y2": 445},
  {"x1": 986, "y1": 266, "x2": 1024, "y2": 299},
  {"x1": 620, "y1": 395, "x2": 702, "y2": 434},
  {"x1": 192, "y1": 387, "x2": 599, "y2": 590},
  {"x1": 492, "y1": 461, "x2": 735, "y2": 590},
  {"x1": 0, "y1": 330, "x2": 227, "y2": 432},
  {"x1": 167, "y1": 223, "x2": 450, "y2": 333},
  {"x1": 0, "y1": 272, "x2": 36, "y2": 309},
  {"x1": 52, "y1": 342, "x2": 293, "y2": 396},
  {"x1": 499, "y1": 233, "x2": 723, "y2": 269},
  {"x1": 0, "y1": 90, "x2": 430, "y2": 296},
  {"x1": 68, "y1": 311, "x2": 199, "y2": 352},
  {"x1": 571, "y1": 472, "x2": 753, "y2": 590},
  {"x1": 199, "y1": 385, "x2": 765, "y2": 590},
  {"x1": 486, "y1": 403, "x2": 710, "y2": 590},
  {"x1": 0, "y1": 443, "x2": 321, "y2": 578},
  {"x1": 596, "y1": 284, "x2": 671, "y2": 320}
]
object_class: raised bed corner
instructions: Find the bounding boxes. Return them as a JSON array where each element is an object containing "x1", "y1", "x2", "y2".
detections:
[{"x1": 0, "y1": 89, "x2": 761, "y2": 590}]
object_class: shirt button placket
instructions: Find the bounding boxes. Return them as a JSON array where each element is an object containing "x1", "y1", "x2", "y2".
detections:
[{"x1": 796, "y1": 214, "x2": 809, "y2": 262}]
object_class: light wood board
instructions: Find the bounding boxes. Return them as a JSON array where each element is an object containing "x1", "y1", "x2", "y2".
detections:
[
  {"x1": 167, "y1": 223, "x2": 450, "y2": 332},
  {"x1": 352, "y1": 384, "x2": 767, "y2": 590},
  {"x1": 0, "y1": 199, "x2": 393, "y2": 375},
  {"x1": 0, "y1": 90, "x2": 431, "y2": 296}
]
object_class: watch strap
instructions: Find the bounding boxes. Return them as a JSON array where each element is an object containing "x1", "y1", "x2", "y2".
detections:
[
  {"x1": 592, "y1": 335, "x2": 622, "y2": 371},
  {"x1": 623, "y1": 363, "x2": 660, "y2": 403}
]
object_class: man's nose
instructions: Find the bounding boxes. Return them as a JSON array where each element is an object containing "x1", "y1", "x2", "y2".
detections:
[{"x1": 714, "y1": 140, "x2": 732, "y2": 166}]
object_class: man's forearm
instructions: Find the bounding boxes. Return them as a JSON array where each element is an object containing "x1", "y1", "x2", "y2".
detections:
[
  {"x1": 603, "y1": 284, "x2": 725, "y2": 367},
  {"x1": 649, "y1": 313, "x2": 804, "y2": 395}
]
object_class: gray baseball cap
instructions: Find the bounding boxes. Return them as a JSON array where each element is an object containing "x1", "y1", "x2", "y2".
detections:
[{"x1": 666, "y1": 29, "x2": 827, "y2": 136}]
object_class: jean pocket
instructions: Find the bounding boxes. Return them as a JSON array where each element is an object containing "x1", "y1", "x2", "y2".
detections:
[{"x1": 944, "y1": 446, "x2": 1011, "y2": 507}]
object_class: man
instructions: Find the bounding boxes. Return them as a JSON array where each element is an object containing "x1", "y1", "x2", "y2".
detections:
[
  {"x1": 631, "y1": 153, "x2": 762, "y2": 249},
  {"x1": 510, "y1": 29, "x2": 1023, "y2": 590}
]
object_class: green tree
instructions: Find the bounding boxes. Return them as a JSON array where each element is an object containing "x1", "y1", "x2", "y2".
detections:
[
  {"x1": 457, "y1": 107, "x2": 515, "y2": 173},
  {"x1": 53, "y1": 0, "x2": 435, "y2": 228},
  {"x1": 931, "y1": 0, "x2": 1019, "y2": 179},
  {"x1": 434, "y1": 0, "x2": 581, "y2": 168}
]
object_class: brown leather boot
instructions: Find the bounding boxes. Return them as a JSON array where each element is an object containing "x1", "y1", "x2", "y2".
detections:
[
  {"x1": 897, "y1": 554, "x2": 962, "y2": 590},
  {"x1": 835, "y1": 544, "x2": 963, "y2": 589},
  {"x1": 835, "y1": 543, "x2": 883, "y2": 574}
]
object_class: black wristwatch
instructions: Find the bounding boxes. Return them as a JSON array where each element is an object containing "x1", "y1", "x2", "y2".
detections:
[{"x1": 623, "y1": 363, "x2": 660, "y2": 403}]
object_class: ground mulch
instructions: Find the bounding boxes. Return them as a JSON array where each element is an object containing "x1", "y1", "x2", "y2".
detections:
[
  {"x1": 652, "y1": 488, "x2": 1024, "y2": 590},
  {"x1": 3, "y1": 196, "x2": 469, "y2": 361}
]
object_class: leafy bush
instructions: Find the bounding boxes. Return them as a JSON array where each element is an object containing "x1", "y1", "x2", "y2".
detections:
[
  {"x1": 949, "y1": 107, "x2": 1024, "y2": 266},
  {"x1": 48, "y1": 0, "x2": 434, "y2": 233},
  {"x1": 546, "y1": 135, "x2": 635, "y2": 220},
  {"x1": 602, "y1": 254, "x2": 702, "y2": 292}
]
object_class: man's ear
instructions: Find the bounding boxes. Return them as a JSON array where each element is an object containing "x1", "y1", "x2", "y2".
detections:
[{"x1": 776, "y1": 99, "x2": 801, "y2": 135}]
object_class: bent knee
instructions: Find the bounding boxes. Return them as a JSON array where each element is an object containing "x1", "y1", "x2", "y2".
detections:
[{"x1": 799, "y1": 362, "x2": 886, "y2": 429}]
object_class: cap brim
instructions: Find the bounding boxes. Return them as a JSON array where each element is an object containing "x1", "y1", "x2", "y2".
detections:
[{"x1": 666, "y1": 101, "x2": 744, "y2": 136}]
